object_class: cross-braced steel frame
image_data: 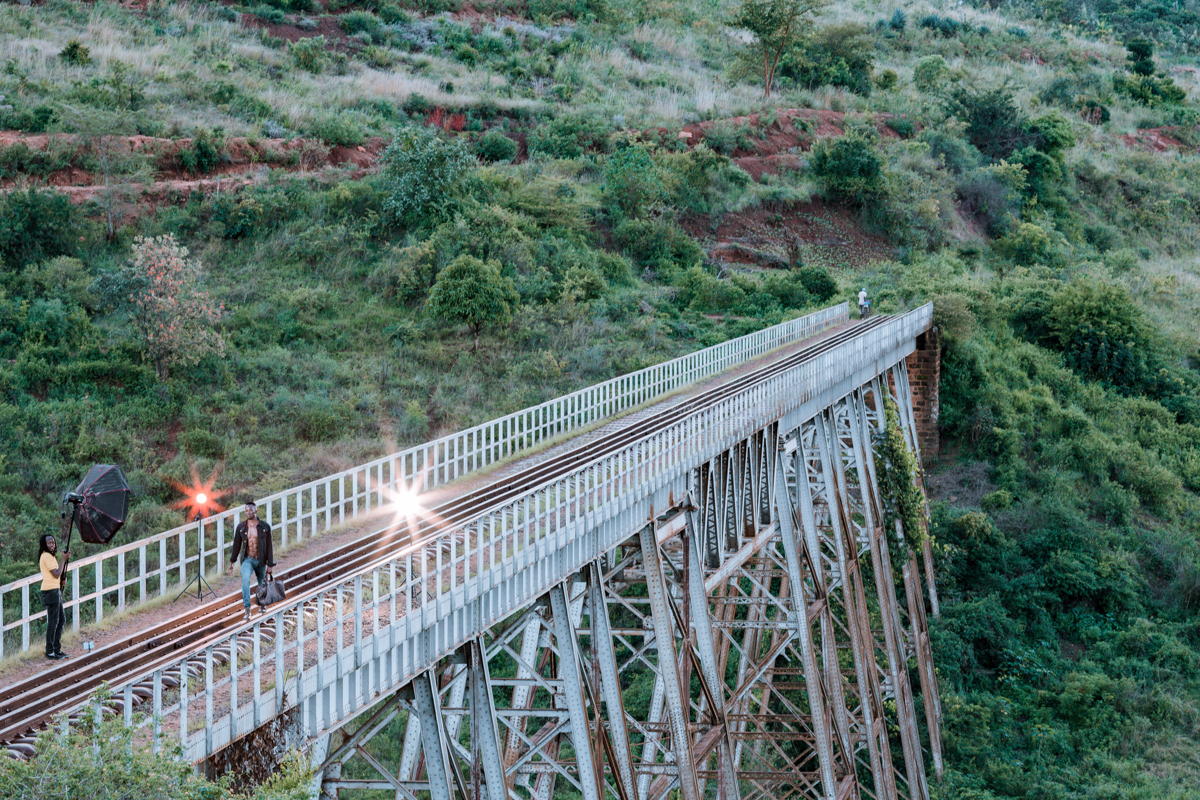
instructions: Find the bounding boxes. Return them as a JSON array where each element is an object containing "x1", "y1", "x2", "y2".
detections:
[{"x1": 314, "y1": 360, "x2": 942, "y2": 800}]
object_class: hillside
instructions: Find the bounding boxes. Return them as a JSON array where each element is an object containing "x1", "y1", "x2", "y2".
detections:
[{"x1": 2, "y1": 0, "x2": 1200, "y2": 798}]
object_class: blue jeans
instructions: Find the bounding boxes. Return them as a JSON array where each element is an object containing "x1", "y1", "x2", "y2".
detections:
[{"x1": 240, "y1": 557, "x2": 266, "y2": 609}]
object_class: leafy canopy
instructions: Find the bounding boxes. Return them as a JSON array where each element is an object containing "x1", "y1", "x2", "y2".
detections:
[
  {"x1": 732, "y1": 0, "x2": 827, "y2": 97},
  {"x1": 381, "y1": 125, "x2": 477, "y2": 227},
  {"x1": 95, "y1": 235, "x2": 226, "y2": 380},
  {"x1": 426, "y1": 254, "x2": 518, "y2": 350}
]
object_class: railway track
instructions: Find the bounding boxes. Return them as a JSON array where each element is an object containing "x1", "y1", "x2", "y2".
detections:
[{"x1": 0, "y1": 315, "x2": 890, "y2": 756}]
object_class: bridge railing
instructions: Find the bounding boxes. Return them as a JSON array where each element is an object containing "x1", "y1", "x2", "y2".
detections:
[
  {"x1": 101, "y1": 305, "x2": 931, "y2": 762},
  {"x1": 0, "y1": 303, "x2": 847, "y2": 657}
]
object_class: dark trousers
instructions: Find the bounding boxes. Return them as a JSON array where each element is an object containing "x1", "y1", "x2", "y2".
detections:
[{"x1": 42, "y1": 588, "x2": 63, "y2": 656}]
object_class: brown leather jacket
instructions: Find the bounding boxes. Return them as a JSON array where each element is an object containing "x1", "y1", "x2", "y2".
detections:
[{"x1": 230, "y1": 519, "x2": 275, "y2": 568}]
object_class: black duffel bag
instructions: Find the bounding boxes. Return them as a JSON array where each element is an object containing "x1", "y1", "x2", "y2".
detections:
[{"x1": 256, "y1": 579, "x2": 287, "y2": 607}]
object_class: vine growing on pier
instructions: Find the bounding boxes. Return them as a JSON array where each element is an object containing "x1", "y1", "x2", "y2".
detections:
[{"x1": 872, "y1": 397, "x2": 927, "y2": 556}]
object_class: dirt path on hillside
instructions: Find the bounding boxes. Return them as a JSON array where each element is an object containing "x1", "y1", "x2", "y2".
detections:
[{"x1": 0, "y1": 132, "x2": 388, "y2": 205}]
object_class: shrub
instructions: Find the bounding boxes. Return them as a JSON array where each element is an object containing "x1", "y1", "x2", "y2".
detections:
[
  {"x1": 59, "y1": 40, "x2": 92, "y2": 66},
  {"x1": 340, "y1": 10, "x2": 381, "y2": 36},
  {"x1": 919, "y1": 129, "x2": 981, "y2": 174},
  {"x1": 251, "y1": 4, "x2": 285, "y2": 23},
  {"x1": 310, "y1": 113, "x2": 366, "y2": 146},
  {"x1": 603, "y1": 147, "x2": 666, "y2": 220},
  {"x1": 994, "y1": 221, "x2": 1052, "y2": 265},
  {"x1": 290, "y1": 36, "x2": 328, "y2": 74},
  {"x1": 956, "y1": 169, "x2": 1020, "y2": 236},
  {"x1": 561, "y1": 265, "x2": 607, "y2": 301},
  {"x1": 475, "y1": 128, "x2": 518, "y2": 163},
  {"x1": 363, "y1": 45, "x2": 396, "y2": 68},
  {"x1": 177, "y1": 128, "x2": 224, "y2": 174},
  {"x1": 944, "y1": 85, "x2": 1038, "y2": 161},
  {"x1": 797, "y1": 266, "x2": 837, "y2": 301},
  {"x1": 809, "y1": 135, "x2": 886, "y2": 202},
  {"x1": 913, "y1": 54, "x2": 949, "y2": 93},
  {"x1": 1113, "y1": 72, "x2": 1186, "y2": 107},
  {"x1": 614, "y1": 218, "x2": 704, "y2": 274},
  {"x1": 527, "y1": 112, "x2": 613, "y2": 158},
  {"x1": 294, "y1": 396, "x2": 349, "y2": 441},
  {"x1": 703, "y1": 120, "x2": 754, "y2": 156},
  {"x1": 675, "y1": 265, "x2": 746, "y2": 313},
  {"x1": 876, "y1": 69, "x2": 898, "y2": 91},
  {"x1": 379, "y1": 3, "x2": 412, "y2": 23},
  {"x1": 0, "y1": 189, "x2": 78, "y2": 273},
  {"x1": 779, "y1": 23, "x2": 875, "y2": 96},
  {"x1": 381, "y1": 125, "x2": 476, "y2": 225}
]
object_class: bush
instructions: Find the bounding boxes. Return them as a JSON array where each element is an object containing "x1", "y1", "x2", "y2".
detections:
[
  {"x1": 809, "y1": 135, "x2": 886, "y2": 201},
  {"x1": 876, "y1": 69, "x2": 898, "y2": 91},
  {"x1": 340, "y1": 10, "x2": 381, "y2": 35},
  {"x1": 994, "y1": 221, "x2": 1052, "y2": 265},
  {"x1": 251, "y1": 4, "x2": 285, "y2": 23},
  {"x1": 778, "y1": 23, "x2": 875, "y2": 96},
  {"x1": 703, "y1": 120, "x2": 754, "y2": 156},
  {"x1": 0, "y1": 189, "x2": 78, "y2": 273},
  {"x1": 913, "y1": 54, "x2": 949, "y2": 93},
  {"x1": 59, "y1": 40, "x2": 92, "y2": 66},
  {"x1": 177, "y1": 128, "x2": 224, "y2": 174},
  {"x1": 475, "y1": 128, "x2": 518, "y2": 163},
  {"x1": 603, "y1": 147, "x2": 666, "y2": 220},
  {"x1": 920, "y1": 129, "x2": 982, "y2": 174},
  {"x1": 363, "y1": 45, "x2": 396, "y2": 68},
  {"x1": 1113, "y1": 73, "x2": 1186, "y2": 107},
  {"x1": 945, "y1": 85, "x2": 1038, "y2": 161},
  {"x1": 310, "y1": 113, "x2": 366, "y2": 146},
  {"x1": 290, "y1": 36, "x2": 328, "y2": 74},
  {"x1": 797, "y1": 266, "x2": 837, "y2": 301},
  {"x1": 527, "y1": 112, "x2": 613, "y2": 159},
  {"x1": 381, "y1": 125, "x2": 476, "y2": 225},
  {"x1": 614, "y1": 218, "x2": 704, "y2": 274}
]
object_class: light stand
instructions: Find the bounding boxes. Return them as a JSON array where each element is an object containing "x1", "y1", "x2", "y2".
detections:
[
  {"x1": 174, "y1": 512, "x2": 216, "y2": 602},
  {"x1": 59, "y1": 494, "x2": 81, "y2": 597}
]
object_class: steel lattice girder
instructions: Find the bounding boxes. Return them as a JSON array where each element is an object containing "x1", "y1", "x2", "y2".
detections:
[{"x1": 315, "y1": 362, "x2": 941, "y2": 800}]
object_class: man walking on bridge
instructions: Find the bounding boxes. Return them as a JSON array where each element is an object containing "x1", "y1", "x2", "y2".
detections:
[{"x1": 228, "y1": 501, "x2": 275, "y2": 621}]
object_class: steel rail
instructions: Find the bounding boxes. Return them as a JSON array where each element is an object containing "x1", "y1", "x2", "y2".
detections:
[{"x1": 0, "y1": 315, "x2": 891, "y2": 747}]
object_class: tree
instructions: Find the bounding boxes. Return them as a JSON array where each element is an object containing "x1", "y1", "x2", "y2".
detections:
[
  {"x1": 98, "y1": 235, "x2": 225, "y2": 380},
  {"x1": 426, "y1": 254, "x2": 518, "y2": 350},
  {"x1": 58, "y1": 103, "x2": 152, "y2": 240},
  {"x1": 0, "y1": 189, "x2": 78, "y2": 273},
  {"x1": 732, "y1": 0, "x2": 826, "y2": 98},
  {"x1": 380, "y1": 125, "x2": 476, "y2": 227}
]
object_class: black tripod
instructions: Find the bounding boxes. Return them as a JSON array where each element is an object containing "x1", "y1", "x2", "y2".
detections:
[{"x1": 174, "y1": 513, "x2": 216, "y2": 602}]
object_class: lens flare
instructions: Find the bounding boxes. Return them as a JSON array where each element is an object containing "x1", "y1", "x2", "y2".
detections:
[{"x1": 169, "y1": 463, "x2": 229, "y2": 520}]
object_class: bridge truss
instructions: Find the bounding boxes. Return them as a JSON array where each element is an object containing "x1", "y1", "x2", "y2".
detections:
[{"x1": 314, "y1": 323, "x2": 942, "y2": 800}]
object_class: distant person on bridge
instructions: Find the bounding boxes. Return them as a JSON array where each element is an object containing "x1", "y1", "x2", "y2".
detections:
[
  {"x1": 858, "y1": 288, "x2": 870, "y2": 319},
  {"x1": 38, "y1": 534, "x2": 70, "y2": 660},
  {"x1": 228, "y1": 501, "x2": 276, "y2": 621}
]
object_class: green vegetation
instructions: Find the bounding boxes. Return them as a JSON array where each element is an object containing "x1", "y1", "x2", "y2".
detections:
[
  {"x1": 0, "y1": 697, "x2": 313, "y2": 800},
  {"x1": 1, "y1": 0, "x2": 1200, "y2": 797}
]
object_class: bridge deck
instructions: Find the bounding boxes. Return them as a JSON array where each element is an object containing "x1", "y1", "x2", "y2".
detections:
[{"x1": 0, "y1": 312, "x2": 868, "y2": 755}]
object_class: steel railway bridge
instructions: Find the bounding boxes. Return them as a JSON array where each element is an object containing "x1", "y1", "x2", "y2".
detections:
[{"x1": 0, "y1": 302, "x2": 943, "y2": 800}]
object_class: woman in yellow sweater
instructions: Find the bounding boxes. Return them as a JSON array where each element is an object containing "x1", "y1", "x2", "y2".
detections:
[{"x1": 38, "y1": 534, "x2": 70, "y2": 660}]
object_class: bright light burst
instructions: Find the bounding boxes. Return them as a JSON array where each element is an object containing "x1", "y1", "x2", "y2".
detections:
[{"x1": 169, "y1": 463, "x2": 229, "y2": 519}]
